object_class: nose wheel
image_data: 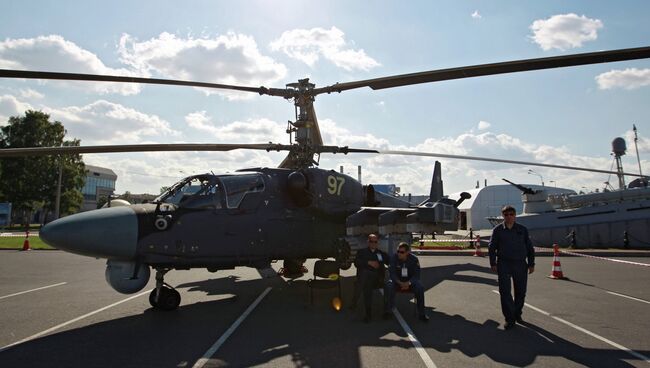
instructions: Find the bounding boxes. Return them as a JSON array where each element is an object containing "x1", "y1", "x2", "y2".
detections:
[{"x1": 149, "y1": 269, "x2": 181, "y2": 310}]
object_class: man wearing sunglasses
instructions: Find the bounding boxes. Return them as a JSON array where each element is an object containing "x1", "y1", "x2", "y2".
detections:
[
  {"x1": 384, "y1": 242, "x2": 428, "y2": 322},
  {"x1": 488, "y1": 205, "x2": 535, "y2": 330},
  {"x1": 352, "y1": 233, "x2": 389, "y2": 322}
]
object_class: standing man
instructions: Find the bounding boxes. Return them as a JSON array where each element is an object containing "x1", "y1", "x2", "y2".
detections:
[
  {"x1": 489, "y1": 205, "x2": 535, "y2": 330},
  {"x1": 384, "y1": 242, "x2": 429, "y2": 322},
  {"x1": 352, "y1": 233, "x2": 389, "y2": 322}
]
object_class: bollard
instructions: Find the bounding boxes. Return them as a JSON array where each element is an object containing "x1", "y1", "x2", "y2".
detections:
[
  {"x1": 473, "y1": 235, "x2": 484, "y2": 257},
  {"x1": 468, "y1": 228, "x2": 474, "y2": 248}
]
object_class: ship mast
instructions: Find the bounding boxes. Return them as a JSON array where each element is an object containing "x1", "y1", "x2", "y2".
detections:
[{"x1": 633, "y1": 124, "x2": 643, "y2": 177}]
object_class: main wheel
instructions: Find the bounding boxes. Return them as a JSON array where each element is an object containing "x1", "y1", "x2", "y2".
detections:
[{"x1": 149, "y1": 286, "x2": 181, "y2": 310}]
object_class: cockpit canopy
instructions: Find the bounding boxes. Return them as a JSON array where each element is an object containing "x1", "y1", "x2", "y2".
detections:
[{"x1": 155, "y1": 173, "x2": 265, "y2": 209}]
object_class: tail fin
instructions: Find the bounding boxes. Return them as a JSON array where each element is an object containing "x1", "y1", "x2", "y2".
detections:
[{"x1": 429, "y1": 161, "x2": 443, "y2": 202}]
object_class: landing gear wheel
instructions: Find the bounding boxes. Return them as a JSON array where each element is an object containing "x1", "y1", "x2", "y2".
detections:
[
  {"x1": 149, "y1": 286, "x2": 181, "y2": 310},
  {"x1": 280, "y1": 259, "x2": 307, "y2": 278},
  {"x1": 149, "y1": 268, "x2": 181, "y2": 310}
]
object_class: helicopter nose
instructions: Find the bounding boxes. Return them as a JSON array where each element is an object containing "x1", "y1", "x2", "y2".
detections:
[{"x1": 40, "y1": 206, "x2": 138, "y2": 259}]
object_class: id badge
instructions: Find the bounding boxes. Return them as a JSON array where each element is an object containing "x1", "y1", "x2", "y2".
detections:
[
  {"x1": 401, "y1": 266, "x2": 408, "y2": 278},
  {"x1": 376, "y1": 253, "x2": 383, "y2": 262}
]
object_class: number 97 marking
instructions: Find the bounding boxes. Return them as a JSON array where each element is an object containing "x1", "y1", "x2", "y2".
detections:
[{"x1": 327, "y1": 175, "x2": 345, "y2": 195}]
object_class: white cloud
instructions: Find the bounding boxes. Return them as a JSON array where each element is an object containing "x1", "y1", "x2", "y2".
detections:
[
  {"x1": 46, "y1": 100, "x2": 180, "y2": 144},
  {"x1": 0, "y1": 35, "x2": 141, "y2": 95},
  {"x1": 118, "y1": 32, "x2": 287, "y2": 99},
  {"x1": 0, "y1": 94, "x2": 33, "y2": 124},
  {"x1": 19, "y1": 88, "x2": 44, "y2": 99},
  {"x1": 477, "y1": 120, "x2": 491, "y2": 130},
  {"x1": 471, "y1": 10, "x2": 482, "y2": 19},
  {"x1": 529, "y1": 14, "x2": 603, "y2": 51},
  {"x1": 595, "y1": 68, "x2": 650, "y2": 90},
  {"x1": 270, "y1": 27, "x2": 380, "y2": 71},
  {"x1": 185, "y1": 111, "x2": 286, "y2": 143}
]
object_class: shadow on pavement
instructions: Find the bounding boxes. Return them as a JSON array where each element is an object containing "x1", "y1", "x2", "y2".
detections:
[{"x1": 2, "y1": 263, "x2": 646, "y2": 367}]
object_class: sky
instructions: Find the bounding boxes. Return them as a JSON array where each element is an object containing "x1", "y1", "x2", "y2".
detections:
[{"x1": 1, "y1": 1, "x2": 649, "y2": 196}]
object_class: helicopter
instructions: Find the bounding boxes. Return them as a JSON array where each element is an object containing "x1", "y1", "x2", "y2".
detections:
[{"x1": 1, "y1": 46, "x2": 649, "y2": 310}]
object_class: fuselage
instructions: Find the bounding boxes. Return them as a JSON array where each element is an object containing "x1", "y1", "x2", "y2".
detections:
[{"x1": 40, "y1": 167, "x2": 365, "y2": 270}]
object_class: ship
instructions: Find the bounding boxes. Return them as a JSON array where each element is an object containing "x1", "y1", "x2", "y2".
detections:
[{"x1": 488, "y1": 130, "x2": 650, "y2": 249}]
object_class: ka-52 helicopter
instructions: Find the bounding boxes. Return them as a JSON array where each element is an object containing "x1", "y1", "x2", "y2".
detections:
[{"x1": 1, "y1": 46, "x2": 649, "y2": 310}]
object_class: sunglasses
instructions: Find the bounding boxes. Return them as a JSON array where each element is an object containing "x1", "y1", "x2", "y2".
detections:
[{"x1": 502, "y1": 213, "x2": 515, "y2": 217}]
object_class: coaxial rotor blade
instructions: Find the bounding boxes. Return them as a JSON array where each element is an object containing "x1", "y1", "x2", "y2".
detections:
[
  {"x1": 314, "y1": 46, "x2": 650, "y2": 94},
  {"x1": 0, "y1": 143, "x2": 289, "y2": 157},
  {"x1": 0, "y1": 70, "x2": 291, "y2": 97},
  {"x1": 375, "y1": 149, "x2": 646, "y2": 178}
]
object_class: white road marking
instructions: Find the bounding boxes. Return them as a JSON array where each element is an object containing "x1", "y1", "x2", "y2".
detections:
[
  {"x1": 380, "y1": 289, "x2": 437, "y2": 368},
  {"x1": 606, "y1": 291, "x2": 650, "y2": 305},
  {"x1": 392, "y1": 308, "x2": 438, "y2": 368},
  {"x1": 492, "y1": 290, "x2": 650, "y2": 363},
  {"x1": 0, "y1": 289, "x2": 150, "y2": 353},
  {"x1": 192, "y1": 287, "x2": 272, "y2": 368},
  {"x1": 0, "y1": 282, "x2": 67, "y2": 301}
]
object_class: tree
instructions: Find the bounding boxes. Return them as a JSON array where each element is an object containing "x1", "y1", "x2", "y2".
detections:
[{"x1": 0, "y1": 110, "x2": 85, "y2": 223}]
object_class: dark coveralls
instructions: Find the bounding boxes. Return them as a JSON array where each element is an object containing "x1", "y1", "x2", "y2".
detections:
[
  {"x1": 488, "y1": 222, "x2": 535, "y2": 323},
  {"x1": 353, "y1": 247, "x2": 389, "y2": 316},
  {"x1": 384, "y1": 253, "x2": 426, "y2": 317}
]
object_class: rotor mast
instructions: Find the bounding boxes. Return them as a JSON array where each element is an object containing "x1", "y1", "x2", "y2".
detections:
[{"x1": 280, "y1": 78, "x2": 322, "y2": 169}]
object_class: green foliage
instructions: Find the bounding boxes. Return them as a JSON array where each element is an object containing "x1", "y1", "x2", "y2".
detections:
[
  {"x1": 96, "y1": 195, "x2": 108, "y2": 209},
  {"x1": 119, "y1": 191, "x2": 132, "y2": 202},
  {"x1": 0, "y1": 110, "x2": 86, "y2": 219}
]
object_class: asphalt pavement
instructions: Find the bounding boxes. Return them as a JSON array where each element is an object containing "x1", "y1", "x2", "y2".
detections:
[{"x1": 0, "y1": 251, "x2": 649, "y2": 367}]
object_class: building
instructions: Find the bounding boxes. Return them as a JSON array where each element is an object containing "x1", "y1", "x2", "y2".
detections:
[
  {"x1": 81, "y1": 165, "x2": 117, "y2": 211},
  {"x1": 448, "y1": 184, "x2": 575, "y2": 230}
]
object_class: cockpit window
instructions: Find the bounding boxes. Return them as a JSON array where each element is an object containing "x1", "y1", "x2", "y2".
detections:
[
  {"x1": 221, "y1": 174, "x2": 265, "y2": 208},
  {"x1": 155, "y1": 175, "x2": 223, "y2": 209}
]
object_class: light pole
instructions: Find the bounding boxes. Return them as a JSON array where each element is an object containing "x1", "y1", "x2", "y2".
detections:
[{"x1": 527, "y1": 169, "x2": 544, "y2": 186}]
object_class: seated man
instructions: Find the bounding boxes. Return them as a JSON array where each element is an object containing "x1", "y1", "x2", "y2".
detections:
[
  {"x1": 351, "y1": 233, "x2": 389, "y2": 322},
  {"x1": 384, "y1": 242, "x2": 429, "y2": 322}
]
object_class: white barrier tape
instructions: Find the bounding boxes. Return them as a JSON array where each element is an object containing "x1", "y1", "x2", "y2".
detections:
[
  {"x1": 535, "y1": 247, "x2": 650, "y2": 267},
  {"x1": 419, "y1": 239, "x2": 487, "y2": 243},
  {"x1": 560, "y1": 250, "x2": 650, "y2": 267}
]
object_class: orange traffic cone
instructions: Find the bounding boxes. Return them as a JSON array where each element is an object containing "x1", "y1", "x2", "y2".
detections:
[
  {"x1": 21, "y1": 230, "x2": 31, "y2": 251},
  {"x1": 547, "y1": 244, "x2": 567, "y2": 279},
  {"x1": 473, "y1": 235, "x2": 484, "y2": 257}
]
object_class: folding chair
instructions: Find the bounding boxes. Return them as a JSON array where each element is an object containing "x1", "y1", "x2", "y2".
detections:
[{"x1": 308, "y1": 260, "x2": 342, "y2": 305}]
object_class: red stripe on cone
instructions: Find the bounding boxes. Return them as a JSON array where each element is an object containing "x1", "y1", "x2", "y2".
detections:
[{"x1": 547, "y1": 243, "x2": 567, "y2": 279}]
